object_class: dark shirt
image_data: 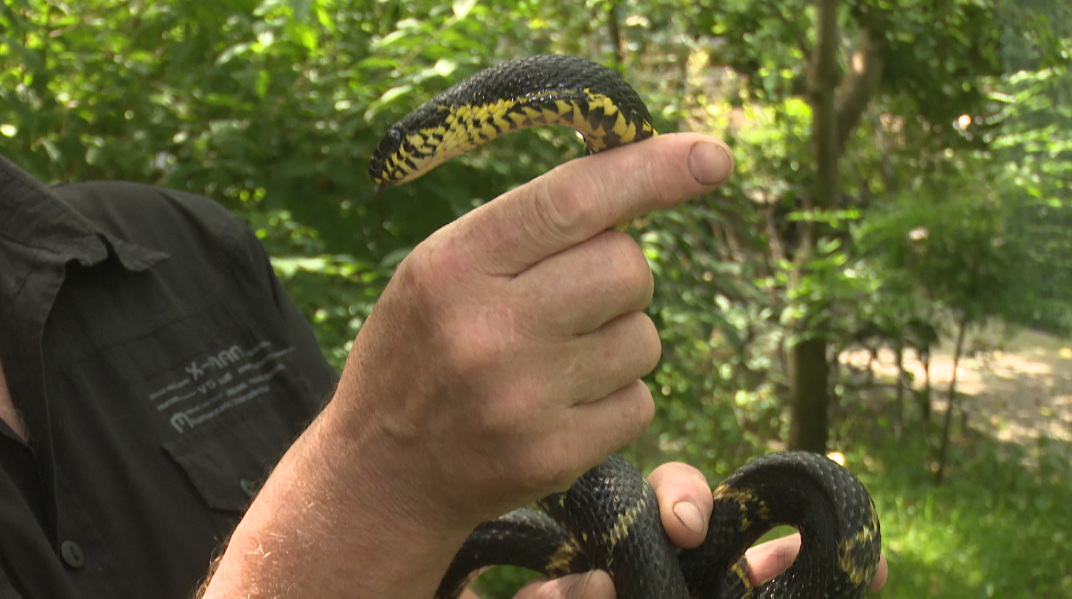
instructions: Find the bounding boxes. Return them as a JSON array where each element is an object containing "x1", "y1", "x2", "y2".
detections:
[{"x1": 0, "y1": 155, "x2": 339, "y2": 599}]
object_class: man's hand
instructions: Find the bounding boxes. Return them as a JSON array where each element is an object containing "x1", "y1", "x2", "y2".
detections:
[
  {"x1": 512, "y1": 463, "x2": 889, "y2": 599},
  {"x1": 201, "y1": 134, "x2": 733, "y2": 599},
  {"x1": 331, "y1": 134, "x2": 735, "y2": 529}
]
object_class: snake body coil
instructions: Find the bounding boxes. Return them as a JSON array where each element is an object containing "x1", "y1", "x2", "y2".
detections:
[{"x1": 369, "y1": 55, "x2": 881, "y2": 599}]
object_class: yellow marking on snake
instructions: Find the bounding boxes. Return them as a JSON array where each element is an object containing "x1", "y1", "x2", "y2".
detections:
[
  {"x1": 730, "y1": 562, "x2": 753, "y2": 594},
  {"x1": 544, "y1": 537, "x2": 582, "y2": 576},
  {"x1": 837, "y1": 500, "x2": 881, "y2": 585},
  {"x1": 602, "y1": 499, "x2": 646, "y2": 550},
  {"x1": 714, "y1": 485, "x2": 771, "y2": 532},
  {"x1": 370, "y1": 84, "x2": 655, "y2": 186}
]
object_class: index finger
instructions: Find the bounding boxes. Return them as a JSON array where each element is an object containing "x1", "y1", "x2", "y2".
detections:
[
  {"x1": 450, "y1": 133, "x2": 733, "y2": 275},
  {"x1": 745, "y1": 534, "x2": 889, "y2": 592}
]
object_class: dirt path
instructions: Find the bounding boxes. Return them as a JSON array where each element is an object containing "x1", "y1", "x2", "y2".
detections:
[{"x1": 842, "y1": 330, "x2": 1072, "y2": 447}]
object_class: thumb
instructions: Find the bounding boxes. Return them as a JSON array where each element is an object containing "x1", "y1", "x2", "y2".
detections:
[{"x1": 451, "y1": 133, "x2": 733, "y2": 276}]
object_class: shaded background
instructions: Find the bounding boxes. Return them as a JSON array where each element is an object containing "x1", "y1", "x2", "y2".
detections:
[{"x1": 1, "y1": 0, "x2": 1070, "y2": 596}]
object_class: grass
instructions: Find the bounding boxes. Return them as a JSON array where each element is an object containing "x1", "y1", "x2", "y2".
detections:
[{"x1": 861, "y1": 431, "x2": 1072, "y2": 598}]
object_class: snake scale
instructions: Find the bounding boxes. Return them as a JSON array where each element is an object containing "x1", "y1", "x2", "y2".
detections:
[{"x1": 369, "y1": 54, "x2": 881, "y2": 599}]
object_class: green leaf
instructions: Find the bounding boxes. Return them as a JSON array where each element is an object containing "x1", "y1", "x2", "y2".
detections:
[{"x1": 453, "y1": 0, "x2": 477, "y2": 20}]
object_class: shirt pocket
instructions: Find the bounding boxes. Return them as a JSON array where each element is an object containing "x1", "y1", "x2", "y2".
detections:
[
  {"x1": 151, "y1": 306, "x2": 321, "y2": 516},
  {"x1": 161, "y1": 402, "x2": 302, "y2": 513},
  {"x1": 54, "y1": 299, "x2": 321, "y2": 523}
]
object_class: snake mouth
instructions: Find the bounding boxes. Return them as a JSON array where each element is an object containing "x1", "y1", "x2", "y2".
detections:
[{"x1": 368, "y1": 127, "x2": 404, "y2": 185}]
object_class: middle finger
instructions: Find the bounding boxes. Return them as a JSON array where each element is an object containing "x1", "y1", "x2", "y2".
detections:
[{"x1": 515, "y1": 229, "x2": 653, "y2": 336}]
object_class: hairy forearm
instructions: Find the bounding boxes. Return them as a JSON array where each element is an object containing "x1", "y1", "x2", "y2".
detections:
[{"x1": 197, "y1": 401, "x2": 471, "y2": 599}]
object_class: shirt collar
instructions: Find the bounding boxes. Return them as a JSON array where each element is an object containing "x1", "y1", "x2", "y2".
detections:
[
  {"x1": 0, "y1": 154, "x2": 168, "y2": 272},
  {"x1": 0, "y1": 155, "x2": 169, "y2": 456}
]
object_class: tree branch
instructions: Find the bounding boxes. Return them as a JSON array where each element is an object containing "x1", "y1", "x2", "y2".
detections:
[
  {"x1": 835, "y1": 27, "x2": 884, "y2": 151},
  {"x1": 607, "y1": 0, "x2": 623, "y2": 65}
]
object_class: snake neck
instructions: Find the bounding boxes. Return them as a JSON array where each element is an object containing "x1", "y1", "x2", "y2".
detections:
[
  {"x1": 372, "y1": 90, "x2": 654, "y2": 186},
  {"x1": 368, "y1": 54, "x2": 656, "y2": 186}
]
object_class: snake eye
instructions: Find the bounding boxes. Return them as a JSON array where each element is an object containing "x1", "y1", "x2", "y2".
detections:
[
  {"x1": 382, "y1": 127, "x2": 403, "y2": 148},
  {"x1": 368, "y1": 127, "x2": 405, "y2": 183}
]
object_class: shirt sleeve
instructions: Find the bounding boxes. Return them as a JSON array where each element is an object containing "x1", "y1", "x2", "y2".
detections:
[
  {"x1": 156, "y1": 186, "x2": 341, "y2": 407},
  {"x1": 0, "y1": 566, "x2": 26, "y2": 599},
  {"x1": 252, "y1": 230, "x2": 341, "y2": 403}
]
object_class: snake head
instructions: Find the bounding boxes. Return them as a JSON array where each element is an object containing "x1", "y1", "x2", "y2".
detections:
[{"x1": 368, "y1": 126, "x2": 405, "y2": 186}]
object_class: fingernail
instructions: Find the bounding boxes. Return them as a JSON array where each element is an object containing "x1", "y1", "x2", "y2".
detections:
[
  {"x1": 565, "y1": 571, "x2": 595, "y2": 599},
  {"x1": 673, "y1": 501, "x2": 707, "y2": 535},
  {"x1": 688, "y1": 141, "x2": 733, "y2": 186}
]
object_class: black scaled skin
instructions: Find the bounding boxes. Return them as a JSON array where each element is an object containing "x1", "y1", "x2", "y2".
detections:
[
  {"x1": 368, "y1": 54, "x2": 655, "y2": 186},
  {"x1": 437, "y1": 452, "x2": 881, "y2": 599}
]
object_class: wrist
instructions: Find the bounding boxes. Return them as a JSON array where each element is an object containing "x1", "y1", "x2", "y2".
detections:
[{"x1": 201, "y1": 399, "x2": 473, "y2": 599}]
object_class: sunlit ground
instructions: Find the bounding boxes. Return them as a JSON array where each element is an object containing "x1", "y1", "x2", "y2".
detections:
[
  {"x1": 841, "y1": 329, "x2": 1072, "y2": 447},
  {"x1": 842, "y1": 329, "x2": 1072, "y2": 598}
]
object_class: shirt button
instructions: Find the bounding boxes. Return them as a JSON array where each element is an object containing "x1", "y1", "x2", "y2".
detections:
[
  {"x1": 240, "y1": 478, "x2": 260, "y2": 498},
  {"x1": 60, "y1": 540, "x2": 86, "y2": 569}
]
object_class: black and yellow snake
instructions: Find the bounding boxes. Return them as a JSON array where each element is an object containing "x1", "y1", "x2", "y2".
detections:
[{"x1": 369, "y1": 54, "x2": 881, "y2": 599}]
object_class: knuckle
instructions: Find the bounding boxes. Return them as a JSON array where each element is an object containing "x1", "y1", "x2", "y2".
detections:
[
  {"x1": 628, "y1": 312, "x2": 662, "y2": 375},
  {"x1": 527, "y1": 453, "x2": 583, "y2": 494},
  {"x1": 412, "y1": 235, "x2": 474, "y2": 287},
  {"x1": 533, "y1": 171, "x2": 601, "y2": 239},
  {"x1": 610, "y1": 380, "x2": 656, "y2": 440},
  {"x1": 634, "y1": 383, "x2": 656, "y2": 430},
  {"x1": 391, "y1": 248, "x2": 430, "y2": 300},
  {"x1": 610, "y1": 235, "x2": 654, "y2": 303},
  {"x1": 440, "y1": 306, "x2": 512, "y2": 378},
  {"x1": 516, "y1": 433, "x2": 596, "y2": 494},
  {"x1": 478, "y1": 385, "x2": 541, "y2": 437},
  {"x1": 394, "y1": 241, "x2": 469, "y2": 322}
]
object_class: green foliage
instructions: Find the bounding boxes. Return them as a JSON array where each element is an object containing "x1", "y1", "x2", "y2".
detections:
[
  {"x1": 993, "y1": 66, "x2": 1072, "y2": 333},
  {"x1": 2, "y1": 0, "x2": 1071, "y2": 596},
  {"x1": 856, "y1": 161, "x2": 1025, "y2": 325},
  {"x1": 640, "y1": 196, "x2": 788, "y2": 470},
  {"x1": 854, "y1": 0, "x2": 1003, "y2": 134}
]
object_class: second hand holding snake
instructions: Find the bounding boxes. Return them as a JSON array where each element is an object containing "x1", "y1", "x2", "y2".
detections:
[{"x1": 369, "y1": 54, "x2": 881, "y2": 599}]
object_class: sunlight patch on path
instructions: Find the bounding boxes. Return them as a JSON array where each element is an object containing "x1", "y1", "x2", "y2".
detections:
[{"x1": 840, "y1": 330, "x2": 1072, "y2": 446}]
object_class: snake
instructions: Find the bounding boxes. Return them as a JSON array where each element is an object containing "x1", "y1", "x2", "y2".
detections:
[{"x1": 368, "y1": 54, "x2": 882, "y2": 599}]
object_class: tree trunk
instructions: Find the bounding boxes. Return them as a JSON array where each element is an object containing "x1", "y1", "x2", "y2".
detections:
[
  {"x1": 789, "y1": 337, "x2": 830, "y2": 452},
  {"x1": 917, "y1": 347, "x2": 932, "y2": 423},
  {"x1": 894, "y1": 344, "x2": 905, "y2": 440},
  {"x1": 935, "y1": 316, "x2": 968, "y2": 484},
  {"x1": 788, "y1": 0, "x2": 839, "y2": 453},
  {"x1": 606, "y1": 1, "x2": 623, "y2": 65}
]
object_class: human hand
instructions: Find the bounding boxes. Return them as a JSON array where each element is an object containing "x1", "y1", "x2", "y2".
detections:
[
  {"x1": 328, "y1": 133, "x2": 734, "y2": 533},
  {"x1": 511, "y1": 462, "x2": 888, "y2": 599},
  {"x1": 205, "y1": 134, "x2": 733, "y2": 599}
]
